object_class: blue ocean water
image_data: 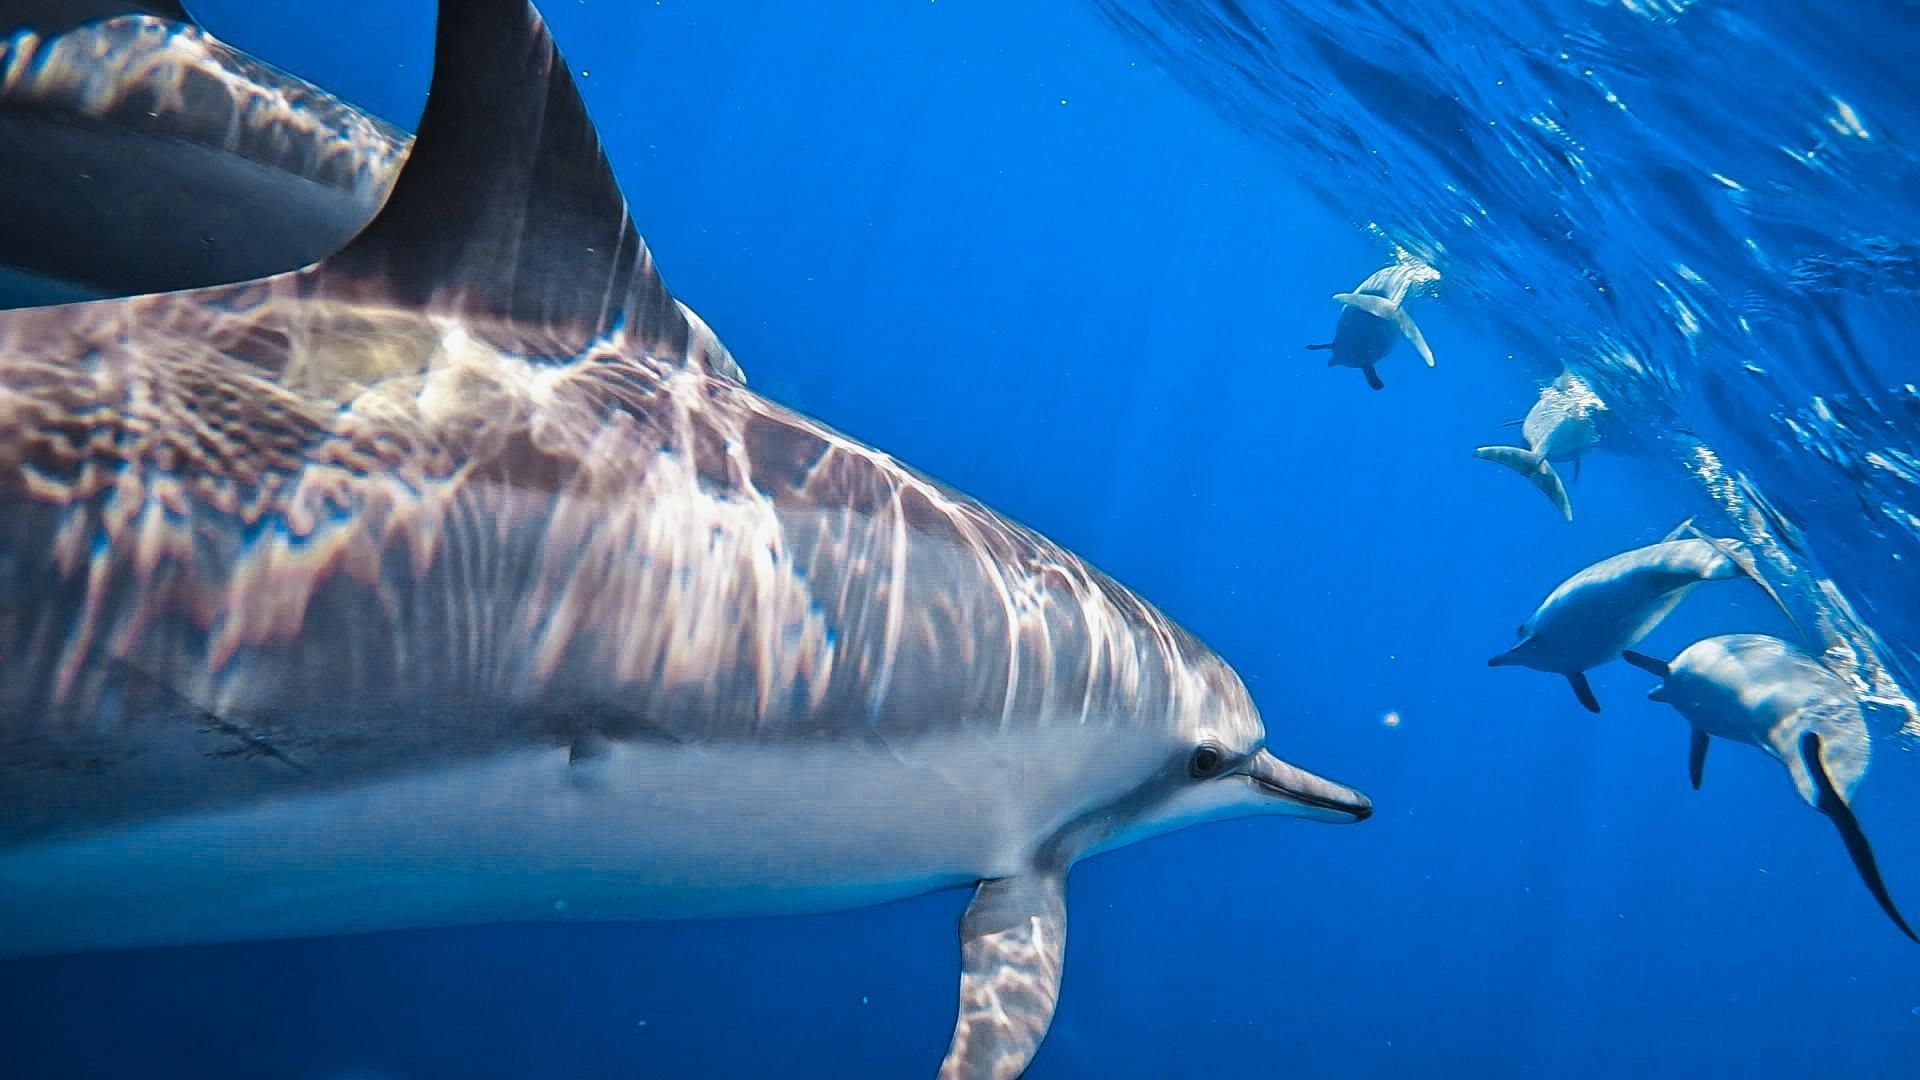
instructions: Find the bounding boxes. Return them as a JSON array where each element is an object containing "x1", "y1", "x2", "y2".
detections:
[{"x1": 2, "y1": 1, "x2": 1918, "y2": 1077}]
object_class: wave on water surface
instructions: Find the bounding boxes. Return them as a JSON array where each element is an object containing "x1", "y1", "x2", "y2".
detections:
[{"x1": 1089, "y1": 0, "x2": 1920, "y2": 735}]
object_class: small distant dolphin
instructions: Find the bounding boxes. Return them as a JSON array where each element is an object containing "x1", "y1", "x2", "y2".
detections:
[
  {"x1": 1488, "y1": 520, "x2": 1788, "y2": 713},
  {"x1": 1473, "y1": 370, "x2": 1605, "y2": 523},
  {"x1": 1306, "y1": 264, "x2": 1434, "y2": 391},
  {"x1": 0, "y1": 3, "x2": 1372, "y2": 1076},
  {"x1": 1622, "y1": 635, "x2": 1917, "y2": 943}
]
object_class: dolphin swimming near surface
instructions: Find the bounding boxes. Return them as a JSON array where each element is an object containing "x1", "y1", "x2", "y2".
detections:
[
  {"x1": 0, "y1": 0, "x2": 401, "y2": 300},
  {"x1": 0, "y1": 0, "x2": 740, "y2": 375},
  {"x1": 1621, "y1": 635, "x2": 1917, "y2": 943},
  {"x1": 1473, "y1": 369, "x2": 1605, "y2": 523},
  {"x1": 1488, "y1": 519, "x2": 1787, "y2": 713},
  {"x1": 1305, "y1": 264, "x2": 1435, "y2": 391},
  {"x1": 0, "y1": 3, "x2": 1372, "y2": 1076}
]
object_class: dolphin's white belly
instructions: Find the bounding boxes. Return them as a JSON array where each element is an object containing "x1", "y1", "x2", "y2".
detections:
[{"x1": 0, "y1": 729, "x2": 1127, "y2": 958}]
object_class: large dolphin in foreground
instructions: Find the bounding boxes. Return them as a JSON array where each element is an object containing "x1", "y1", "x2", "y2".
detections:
[
  {"x1": 1488, "y1": 520, "x2": 1789, "y2": 713},
  {"x1": 0, "y1": 2, "x2": 1372, "y2": 1076},
  {"x1": 1621, "y1": 635, "x2": 1917, "y2": 943},
  {"x1": 1305, "y1": 264, "x2": 1435, "y2": 391},
  {"x1": 1473, "y1": 370, "x2": 1605, "y2": 523}
]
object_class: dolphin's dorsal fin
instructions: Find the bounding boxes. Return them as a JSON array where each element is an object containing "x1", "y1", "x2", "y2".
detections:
[
  {"x1": 313, "y1": 0, "x2": 725, "y2": 376},
  {"x1": 0, "y1": 1, "x2": 189, "y2": 35}
]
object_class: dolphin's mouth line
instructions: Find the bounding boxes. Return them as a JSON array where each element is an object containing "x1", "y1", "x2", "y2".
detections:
[{"x1": 1249, "y1": 773, "x2": 1373, "y2": 821}]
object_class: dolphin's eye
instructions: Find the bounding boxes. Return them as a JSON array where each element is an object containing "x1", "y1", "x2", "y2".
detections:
[{"x1": 1187, "y1": 744, "x2": 1226, "y2": 780}]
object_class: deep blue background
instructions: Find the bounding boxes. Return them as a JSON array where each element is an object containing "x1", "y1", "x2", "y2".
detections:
[{"x1": 2, "y1": 2, "x2": 1916, "y2": 1076}]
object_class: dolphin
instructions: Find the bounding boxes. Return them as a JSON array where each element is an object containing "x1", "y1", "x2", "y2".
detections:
[
  {"x1": 0, "y1": 1, "x2": 403, "y2": 300},
  {"x1": 0, "y1": 0, "x2": 741, "y2": 375},
  {"x1": 0, "y1": 3, "x2": 1372, "y2": 1076},
  {"x1": 1488, "y1": 520, "x2": 1787, "y2": 713},
  {"x1": 1621, "y1": 636, "x2": 1917, "y2": 943},
  {"x1": 1472, "y1": 370, "x2": 1605, "y2": 523},
  {"x1": 1305, "y1": 264, "x2": 1435, "y2": 391}
]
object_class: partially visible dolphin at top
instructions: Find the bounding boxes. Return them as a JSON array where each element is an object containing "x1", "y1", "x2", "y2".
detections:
[
  {"x1": 0, "y1": 0, "x2": 740, "y2": 374},
  {"x1": 1489, "y1": 519, "x2": 1792, "y2": 713},
  {"x1": 1473, "y1": 369, "x2": 1605, "y2": 523},
  {"x1": 1306, "y1": 263, "x2": 1435, "y2": 391},
  {"x1": 1622, "y1": 635, "x2": 1917, "y2": 943},
  {"x1": 0, "y1": 0, "x2": 399, "y2": 300},
  {"x1": 0, "y1": 2, "x2": 1372, "y2": 1077}
]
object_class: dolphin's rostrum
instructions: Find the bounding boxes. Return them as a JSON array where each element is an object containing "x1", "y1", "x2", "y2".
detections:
[{"x1": 0, "y1": 3, "x2": 1371, "y2": 1076}]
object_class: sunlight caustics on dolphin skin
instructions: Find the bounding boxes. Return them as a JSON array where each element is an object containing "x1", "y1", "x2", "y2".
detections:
[
  {"x1": 0, "y1": 2, "x2": 1372, "y2": 1077},
  {"x1": 1, "y1": 0, "x2": 1917, "y2": 1075}
]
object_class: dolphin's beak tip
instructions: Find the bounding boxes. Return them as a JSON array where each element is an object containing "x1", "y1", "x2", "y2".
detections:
[{"x1": 1350, "y1": 799, "x2": 1374, "y2": 823}]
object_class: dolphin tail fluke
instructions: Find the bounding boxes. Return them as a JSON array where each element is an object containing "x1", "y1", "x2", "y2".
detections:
[
  {"x1": 1688, "y1": 729, "x2": 1709, "y2": 790},
  {"x1": 941, "y1": 873, "x2": 1068, "y2": 1079},
  {"x1": 1802, "y1": 732, "x2": 1919, "y2": 943},
  {"x1": 1567, "y1": 672, "x2": 1601, "y2": 713},
  {"x1": 1363, "y1": 365, "x2": 1385, "y2": 391},
  {"x1": 1473, "y1": 445, "x2": 1573, "y2": 522},
  {"x1": 1680, "y1": 524, "x2": 1808, "y2": 643},
  {"x1": 1332, "y1": 291, "x2": 1435, "y2": 367}
]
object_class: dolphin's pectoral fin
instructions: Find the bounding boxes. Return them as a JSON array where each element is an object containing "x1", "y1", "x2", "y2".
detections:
[
  {"x1": 1688, "y1": 730, "x2": 1709, "y2": 790},
  {"x1": 1363, "y1": 365, "x2": 1385, "y2": 391},
  {"x1": 1660, "y1": 517, "x2": 1697, "y2": 543},
  {"x1": 1501, "y1": 418, "x2": 1524, "y2": 428},
  {"x1": 1801, "y1": 732, "x2": 1919, "y2": 943},
  {"x1": 1571, "y1": 456, "x2": 1582, "y2": 484},
  {"x1": 1473, "y1": 446, "x2": 1571, "y2": 521},
  {"x1": 1567, "y1": 672, "x2": 1601, "y2": 713},
  {"x1": 941, "y1": 872, "x2": 1068, "y2": 1080}
]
